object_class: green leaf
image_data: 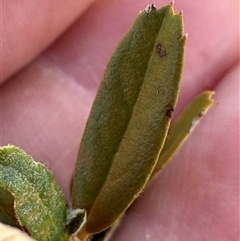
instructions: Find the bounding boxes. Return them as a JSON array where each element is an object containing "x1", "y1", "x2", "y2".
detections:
[
  {"x1": 72, "y1": 3, "x2": 185, "y2": 236},
  {"x1": 0, "y1": 145, "x2": 68, "y2": 241},
  {"x1": 151, "y1": 91, "x2": 215, "y2": 177}
]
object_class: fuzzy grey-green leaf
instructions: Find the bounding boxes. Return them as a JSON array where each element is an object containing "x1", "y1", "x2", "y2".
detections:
[
  {"x1": 72, "y1": 3, "x2": 185, "y2": 235},
  {"x1": 0, "y1": 145, "x2": 67, "y2": 241}
]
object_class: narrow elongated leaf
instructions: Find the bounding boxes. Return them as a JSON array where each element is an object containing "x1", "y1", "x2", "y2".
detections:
[
  {"x1": 0, "y1": 145, "x2": 67, "y2": 241},
  {"x1": 151, "y1": 91, "x2": 215, "y2": 177},
  {"x1": 86, "y1": 91, "x2": 214, "y2": 240},
  {"x1": 72, "y1": 3, "x2": 185, "y2": 235}
]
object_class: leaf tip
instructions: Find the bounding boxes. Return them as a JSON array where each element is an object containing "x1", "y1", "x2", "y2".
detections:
[
  {"x1": 144, "y1": 2, "x2": 157, "y2": 13},
  {"x1": 178, "y1": 10, "x2": 184, "y2": 17}
]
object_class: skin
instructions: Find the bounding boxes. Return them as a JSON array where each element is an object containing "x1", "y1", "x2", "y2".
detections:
[{"x1": 1, "y1": 0, "x2": 239, "y2": 240}]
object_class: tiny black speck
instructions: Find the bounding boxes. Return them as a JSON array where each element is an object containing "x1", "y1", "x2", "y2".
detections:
[
  {"x1": 166, "y1": 108, "x2": 174, "y2": 118},
  {"x1": 156, "y1": 43, "x2": 167, "y2": 57}
]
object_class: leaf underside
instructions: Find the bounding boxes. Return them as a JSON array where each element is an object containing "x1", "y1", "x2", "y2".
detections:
[{"x1": 0, "y1": 145, "x2": 67, "y2": 241}]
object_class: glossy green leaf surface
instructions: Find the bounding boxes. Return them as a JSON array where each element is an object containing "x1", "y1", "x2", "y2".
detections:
[
  {"x1": 151, "y1": 91, "x2": 215, "y2": 176},
  {"x1": 72, "y1": 3, "x2": 185, "y2": 235},
  {"x1": 0, "y1": 145, "x2": 67, "y2": 241}
]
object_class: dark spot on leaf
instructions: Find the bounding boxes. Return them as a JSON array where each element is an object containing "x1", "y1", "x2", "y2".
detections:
[
  {"x1": 166, "y1": 108, "x2": 174, "y2": 119},
  {"x1": 198, "y1": 112, "x2": 204, "y2": 118},
  {"x1": 188, "y1": 112, "x2": 205, "y2": 133},
  {"x1": 156, "y1": 43, "x2": 167, "y2": 57}
]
